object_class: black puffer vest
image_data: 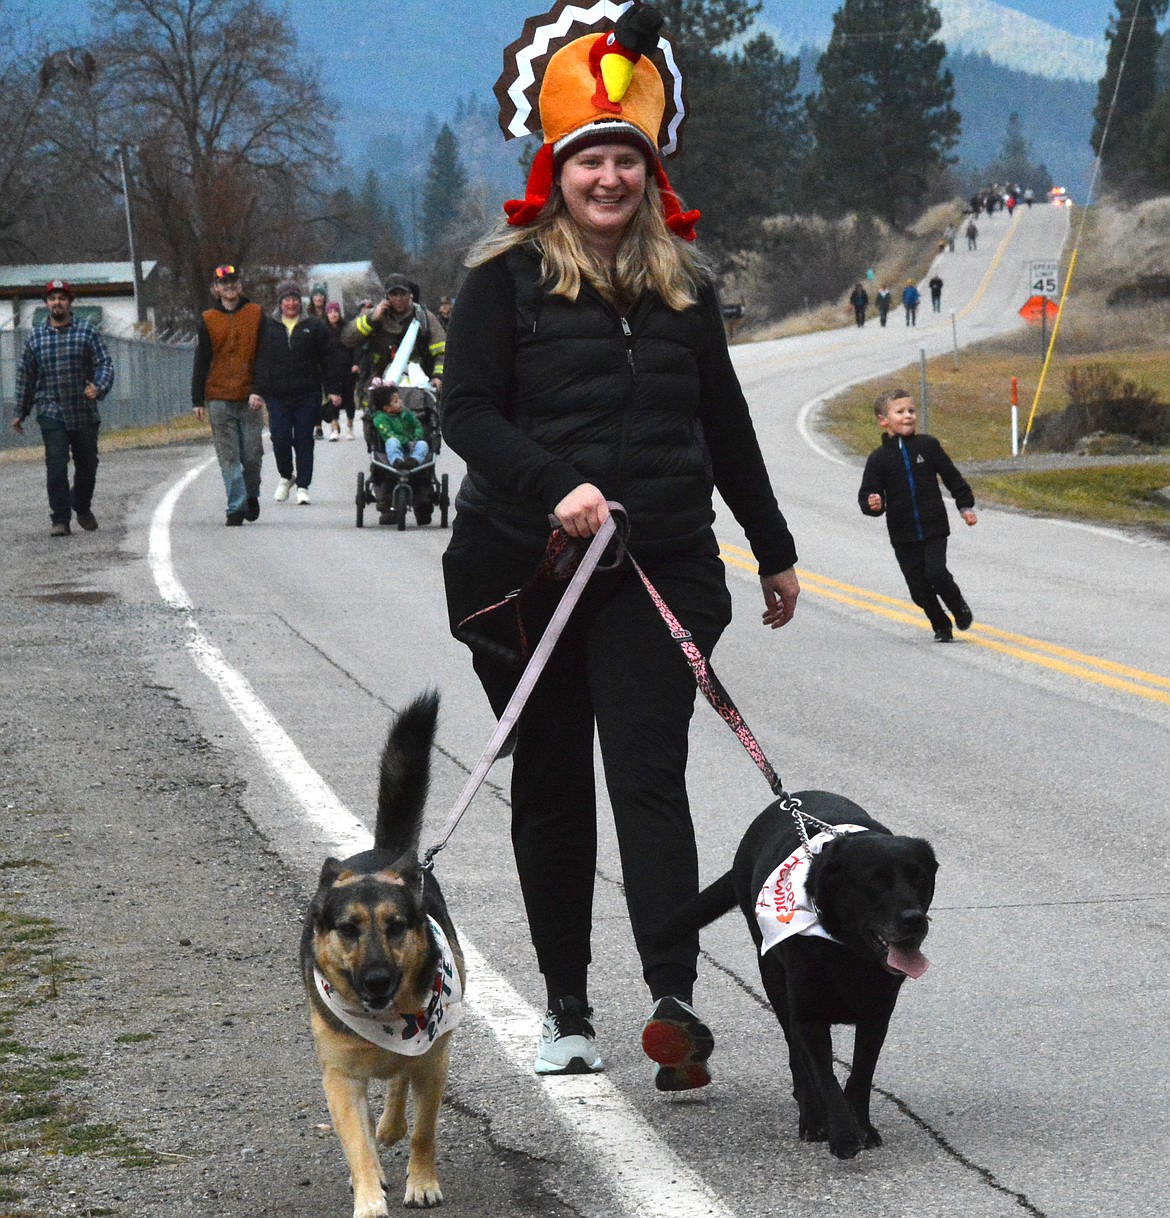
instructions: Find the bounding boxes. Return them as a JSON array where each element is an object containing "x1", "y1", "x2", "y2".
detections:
[{"x1": 455, "y1": 245, "x2": 721, "y2": 555}]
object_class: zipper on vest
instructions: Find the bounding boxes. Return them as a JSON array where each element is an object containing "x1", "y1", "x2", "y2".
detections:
[{"x1": 620, "y1": 315, "x2": 634, "y2": 372}]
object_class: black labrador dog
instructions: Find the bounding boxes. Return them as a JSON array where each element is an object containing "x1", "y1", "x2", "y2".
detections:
[{"x1": 656, "y1": 790, "x2": 937, "y2": 1159}]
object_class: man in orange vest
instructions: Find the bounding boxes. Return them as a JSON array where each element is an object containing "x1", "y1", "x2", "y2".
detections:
[{"x1": 191, "y1": 265, "x2": 265, "y2": 526}]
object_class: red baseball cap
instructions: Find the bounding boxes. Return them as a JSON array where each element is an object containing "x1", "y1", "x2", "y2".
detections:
[{"x1": 44, "y1": 279, "x2": 73, "y2": 299}]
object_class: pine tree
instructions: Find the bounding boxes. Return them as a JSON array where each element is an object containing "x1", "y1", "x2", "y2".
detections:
[
  {"x1": 1091, "y1": 0, "x2": 1168, "y2": 187},
  {"x1": 653, "y1": 3, "x2": 809, "y2": 263},
  {"x1": 984, "y1": 113, "x2": 1052, "y2": 194},
  {"x1": 420, "y1": 123, "x2": 468, "y2": 251},
  {"x1": 806, "y1": 0, "x2": 959, "y2": 226}
]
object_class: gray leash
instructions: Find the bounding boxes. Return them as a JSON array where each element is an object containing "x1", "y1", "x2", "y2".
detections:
[{"x1": 422, "y1": 512, "x2": 622, "y2": 869}]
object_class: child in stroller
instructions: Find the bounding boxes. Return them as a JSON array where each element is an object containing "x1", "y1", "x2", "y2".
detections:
[
  {"x1": 368, "y1": 378, "x2": 430, "y2": 468},
  {"x1": 358, "y1": 377, "x2": 447, "y2": 528}
]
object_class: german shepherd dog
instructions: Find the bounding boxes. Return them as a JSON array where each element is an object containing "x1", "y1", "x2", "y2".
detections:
[
  {"x1": 301, "y1": 691, "x2": 464, "y2": 1212},
  {"x1": 654, "y1": 790, "x2": 936, "y2": 1160}
]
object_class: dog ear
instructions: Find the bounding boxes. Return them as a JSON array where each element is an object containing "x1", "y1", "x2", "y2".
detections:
[
  {"x1": 392, "y1": 852, "x2": 426, "y2": 905},
  {"x1": 317, "y1": 857, "x2": 350, "y2": 888}
]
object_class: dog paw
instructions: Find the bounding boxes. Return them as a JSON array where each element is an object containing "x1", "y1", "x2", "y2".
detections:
[
  {"x1": 798, "y1": 1120, "x2": 827, "y2": 1143},
  {"x1": 863, "y1": 1125, "x2": 882, "y2": 1149},
  {"x1": 828, "y1": 1132, "x2": 864, "y2": 1160},
  {"x1": 353, "y1": 1194, "x2": 391, "y2": 1218},
  {"x1": 404, "y1": 1176, "x2": 444, "y2": 1208}
]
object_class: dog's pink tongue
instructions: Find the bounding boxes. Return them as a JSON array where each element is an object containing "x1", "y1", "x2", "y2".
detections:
[{"x1": 887, "y1": 944, "x2": 929, "y2": 979}]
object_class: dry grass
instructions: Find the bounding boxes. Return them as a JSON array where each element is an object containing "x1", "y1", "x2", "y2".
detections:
[
  {"x1": 1, "y1": 413, "x2": 208, "y2": 465},
  {"x1": 822, "y1": 348, "x2": 1170, "y2": 463},
  {"x1": 733, "y1": 199, "x2": 965, "y2": 344},
  {"x1": 814, "y1": 195, "x2": 1170, "y2": 533}
]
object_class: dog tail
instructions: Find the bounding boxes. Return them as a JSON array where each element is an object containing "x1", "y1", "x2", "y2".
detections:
[
  {"x1": 644, "y1": 871, "x2": 737, "y2": 950},
  {"x1": 375, "y1": 690, "x2": 439, "y2": 857}
]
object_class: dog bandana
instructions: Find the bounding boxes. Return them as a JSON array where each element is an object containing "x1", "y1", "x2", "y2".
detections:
[
  {"x1": 314, "y1": 917, "x2": 463, "y2": 1055},
  {"x1": 755, "y1": 826, "x2": 870, "y2": 955}
]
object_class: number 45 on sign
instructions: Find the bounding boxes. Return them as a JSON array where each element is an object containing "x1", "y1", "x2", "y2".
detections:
[{"x1": 1030, "y1": 261, "x2": 1058, "y2": 295}]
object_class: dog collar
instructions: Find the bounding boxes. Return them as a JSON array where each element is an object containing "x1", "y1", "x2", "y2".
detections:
[
  {"x1": 313, "y1": 917, "x2": 462, "y2": 1055},
  {"x1": 755, "y1": 825, "x2": 869, "y2": 955}
]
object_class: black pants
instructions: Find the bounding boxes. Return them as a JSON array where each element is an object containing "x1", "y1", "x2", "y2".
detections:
[
  {"x1": 39, "y1": 419, "x2": 99, "y2": 525},
  {"x1": 443, "y1": 514, "x2": 732, "y2": 1005},
  {"x1": 267, "y1": 394, "x2": 317, "y2": 488},
  {"x1": 892, "y1": 536, "x2": 965, "y2": 631}
]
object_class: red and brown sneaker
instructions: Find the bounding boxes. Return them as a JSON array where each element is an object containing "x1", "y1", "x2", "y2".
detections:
[{"x1": 642, "y1": 996, "x2": 714, "y2": 1091}]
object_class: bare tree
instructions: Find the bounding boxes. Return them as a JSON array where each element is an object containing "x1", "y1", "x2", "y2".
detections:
[{"x1": 81, "y1": 0, "x2": 337, "y2": 314}]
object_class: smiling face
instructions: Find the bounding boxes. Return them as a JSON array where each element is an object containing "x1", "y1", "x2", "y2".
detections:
[
  {"x1": 280, "y1": 293, "x2": 302, "y2": 319},
  {"x1": 557, "y1": 142, "x2": 648, "y2": 258},
  {"x1": 45, "y1": 290, "x2": 73, "y2": 325},
  {"x1": 212, "y1": 279, "x2": 242, "y2": 310},
  {"x1": 878, "y1": 396, "x2": 918, "y2": 438}
]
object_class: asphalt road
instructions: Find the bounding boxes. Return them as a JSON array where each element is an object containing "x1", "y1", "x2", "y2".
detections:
[{"x1": 4, "y1": 200, "x2": 1169, "y2": 1218}]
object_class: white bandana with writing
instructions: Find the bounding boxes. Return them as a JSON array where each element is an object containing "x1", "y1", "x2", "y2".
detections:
[
  {"x1": 755, "y1": 825, "x2": 869, "y2": 955},
  {"x1": 314, "y1": 916, "x2": 462, "y2": 1054}
]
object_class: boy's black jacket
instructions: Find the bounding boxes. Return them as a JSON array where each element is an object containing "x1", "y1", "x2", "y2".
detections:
[{"x1": 858, "y1": 433, "x2": 974, "y2": 543}]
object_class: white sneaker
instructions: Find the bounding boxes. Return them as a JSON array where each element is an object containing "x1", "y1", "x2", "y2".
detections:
[
  {"x1": 328, "y1": 430, "x2": 340, "y2": 441},
  {"x1": 295, "y1": 486, "x2": 310, "y2": 505},
  {"x1": 274, "y1": 477, "x2": 293, "y2": 502},
  {"x1": 345, "y1": 427, "x2": 355, "y2": 440},
  {"x1": 534, "y1": 997, "x2": 603, "y2": 1075}
]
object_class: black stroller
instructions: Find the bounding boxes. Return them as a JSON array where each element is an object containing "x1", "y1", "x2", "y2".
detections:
[{"x1": 354, "y1": 383, "x2": 450, "y2": 530}]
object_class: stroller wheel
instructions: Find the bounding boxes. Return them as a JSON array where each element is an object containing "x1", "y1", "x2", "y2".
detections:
[
  {"x1": 355, "y1": 470, "x2": 366, "y2": 528},
  {"x1": 393, "y1": 484, "x2": 410, "y2": 531},
  {"x1": 439, "y1": 473, "x2": 450, "y2": 529}
]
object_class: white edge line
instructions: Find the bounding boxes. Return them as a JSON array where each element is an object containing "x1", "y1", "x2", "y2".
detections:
[{"x1": 147, "y1": 460, "x2": 739, "y2": 1218}]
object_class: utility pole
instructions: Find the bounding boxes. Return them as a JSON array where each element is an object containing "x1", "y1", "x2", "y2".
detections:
[{"x1": 116, "y1": 143, "x2": 148, "y2": 326}]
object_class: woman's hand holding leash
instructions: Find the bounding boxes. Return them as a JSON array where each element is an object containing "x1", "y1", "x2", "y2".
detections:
[
  {"x1": 761, "y1": 568, "x2": 799, "y2": 630},
  {"x1": 554, "y1": 483, "x2": 610, "y2": 537}
]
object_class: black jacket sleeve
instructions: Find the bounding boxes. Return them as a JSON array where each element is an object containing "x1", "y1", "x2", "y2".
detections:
[
  {"x1": 191, "y1": 317, "x2": 212, "y2": 407},
  {"x1": 858, "y1": 447, "x2": 887, "y2": 515},
  {"x1": 929, "y1": 437, "x2": 975, "y2": 511},
  {"x1": 695, "y1": 284, "x2": 797, "y2": 575}
]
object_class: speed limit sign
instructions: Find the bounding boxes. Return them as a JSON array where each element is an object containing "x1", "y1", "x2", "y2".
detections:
[{"x1": 1030, "y1": 260, "x2": 1058, "y2": 295}]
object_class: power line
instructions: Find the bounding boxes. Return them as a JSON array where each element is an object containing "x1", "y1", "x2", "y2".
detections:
[{"x1": 1021, "y1": 0, "x2": 1147, "y2": 452}]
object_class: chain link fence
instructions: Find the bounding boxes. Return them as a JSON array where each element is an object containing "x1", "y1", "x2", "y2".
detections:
[{"x1": 0, "y1": 328, "x2": 195, "y2": 451}]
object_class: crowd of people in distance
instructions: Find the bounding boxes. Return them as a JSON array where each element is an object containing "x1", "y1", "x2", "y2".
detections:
[{"x1": 189, "y1": 267, "x2": 452, "y2": 524}]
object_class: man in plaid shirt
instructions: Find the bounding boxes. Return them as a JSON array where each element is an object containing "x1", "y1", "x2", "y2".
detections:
[{"x1": 12, "y1": 279, "x2": 115, "y2": 536}]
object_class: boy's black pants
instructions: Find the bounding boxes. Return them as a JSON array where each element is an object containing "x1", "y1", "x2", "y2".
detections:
[{"x1": 892, "y1": 536, "x2": 965, "y2": 630}]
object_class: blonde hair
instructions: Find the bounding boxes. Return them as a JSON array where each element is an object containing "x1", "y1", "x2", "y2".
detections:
[
  {"x1": 873, "y1": 388, "x2": 913, "y2": 418},
  {"x1": 467, "y1": 179, "x2": 708, "y2": 312}
]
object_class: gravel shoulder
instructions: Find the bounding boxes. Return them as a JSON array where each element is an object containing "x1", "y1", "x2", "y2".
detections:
[
  {"x1": 0, "y1": 447, "x2": 562, "y2": 1218},
  {"x1": 0, "y1": 447, "x2": 344, "y2": 1217}
]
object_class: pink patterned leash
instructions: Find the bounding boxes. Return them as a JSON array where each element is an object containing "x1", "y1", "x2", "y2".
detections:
[
  {"x1": 625, "y1": 550, "x2": 785, "y2": 796},
  {"x1": 424, "y1": 504, "x2": 785, "y2": 869}
]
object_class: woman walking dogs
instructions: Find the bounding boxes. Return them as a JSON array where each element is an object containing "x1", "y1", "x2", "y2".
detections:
[{"x1": 441, "y1": 3, "x2": 799, "y2": 1092}]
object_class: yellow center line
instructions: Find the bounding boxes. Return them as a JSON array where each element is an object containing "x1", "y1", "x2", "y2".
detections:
[{"x1": 719, "y1": 545, "x2": 1170, "y2": 707}]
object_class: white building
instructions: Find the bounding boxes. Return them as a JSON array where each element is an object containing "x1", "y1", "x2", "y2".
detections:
[
  {"x1": 297, "y1": 261, "x2": 382, "y2": 311},
  {"x1": 0, "y1": 261, "x2": 158, "y2": 335}
]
